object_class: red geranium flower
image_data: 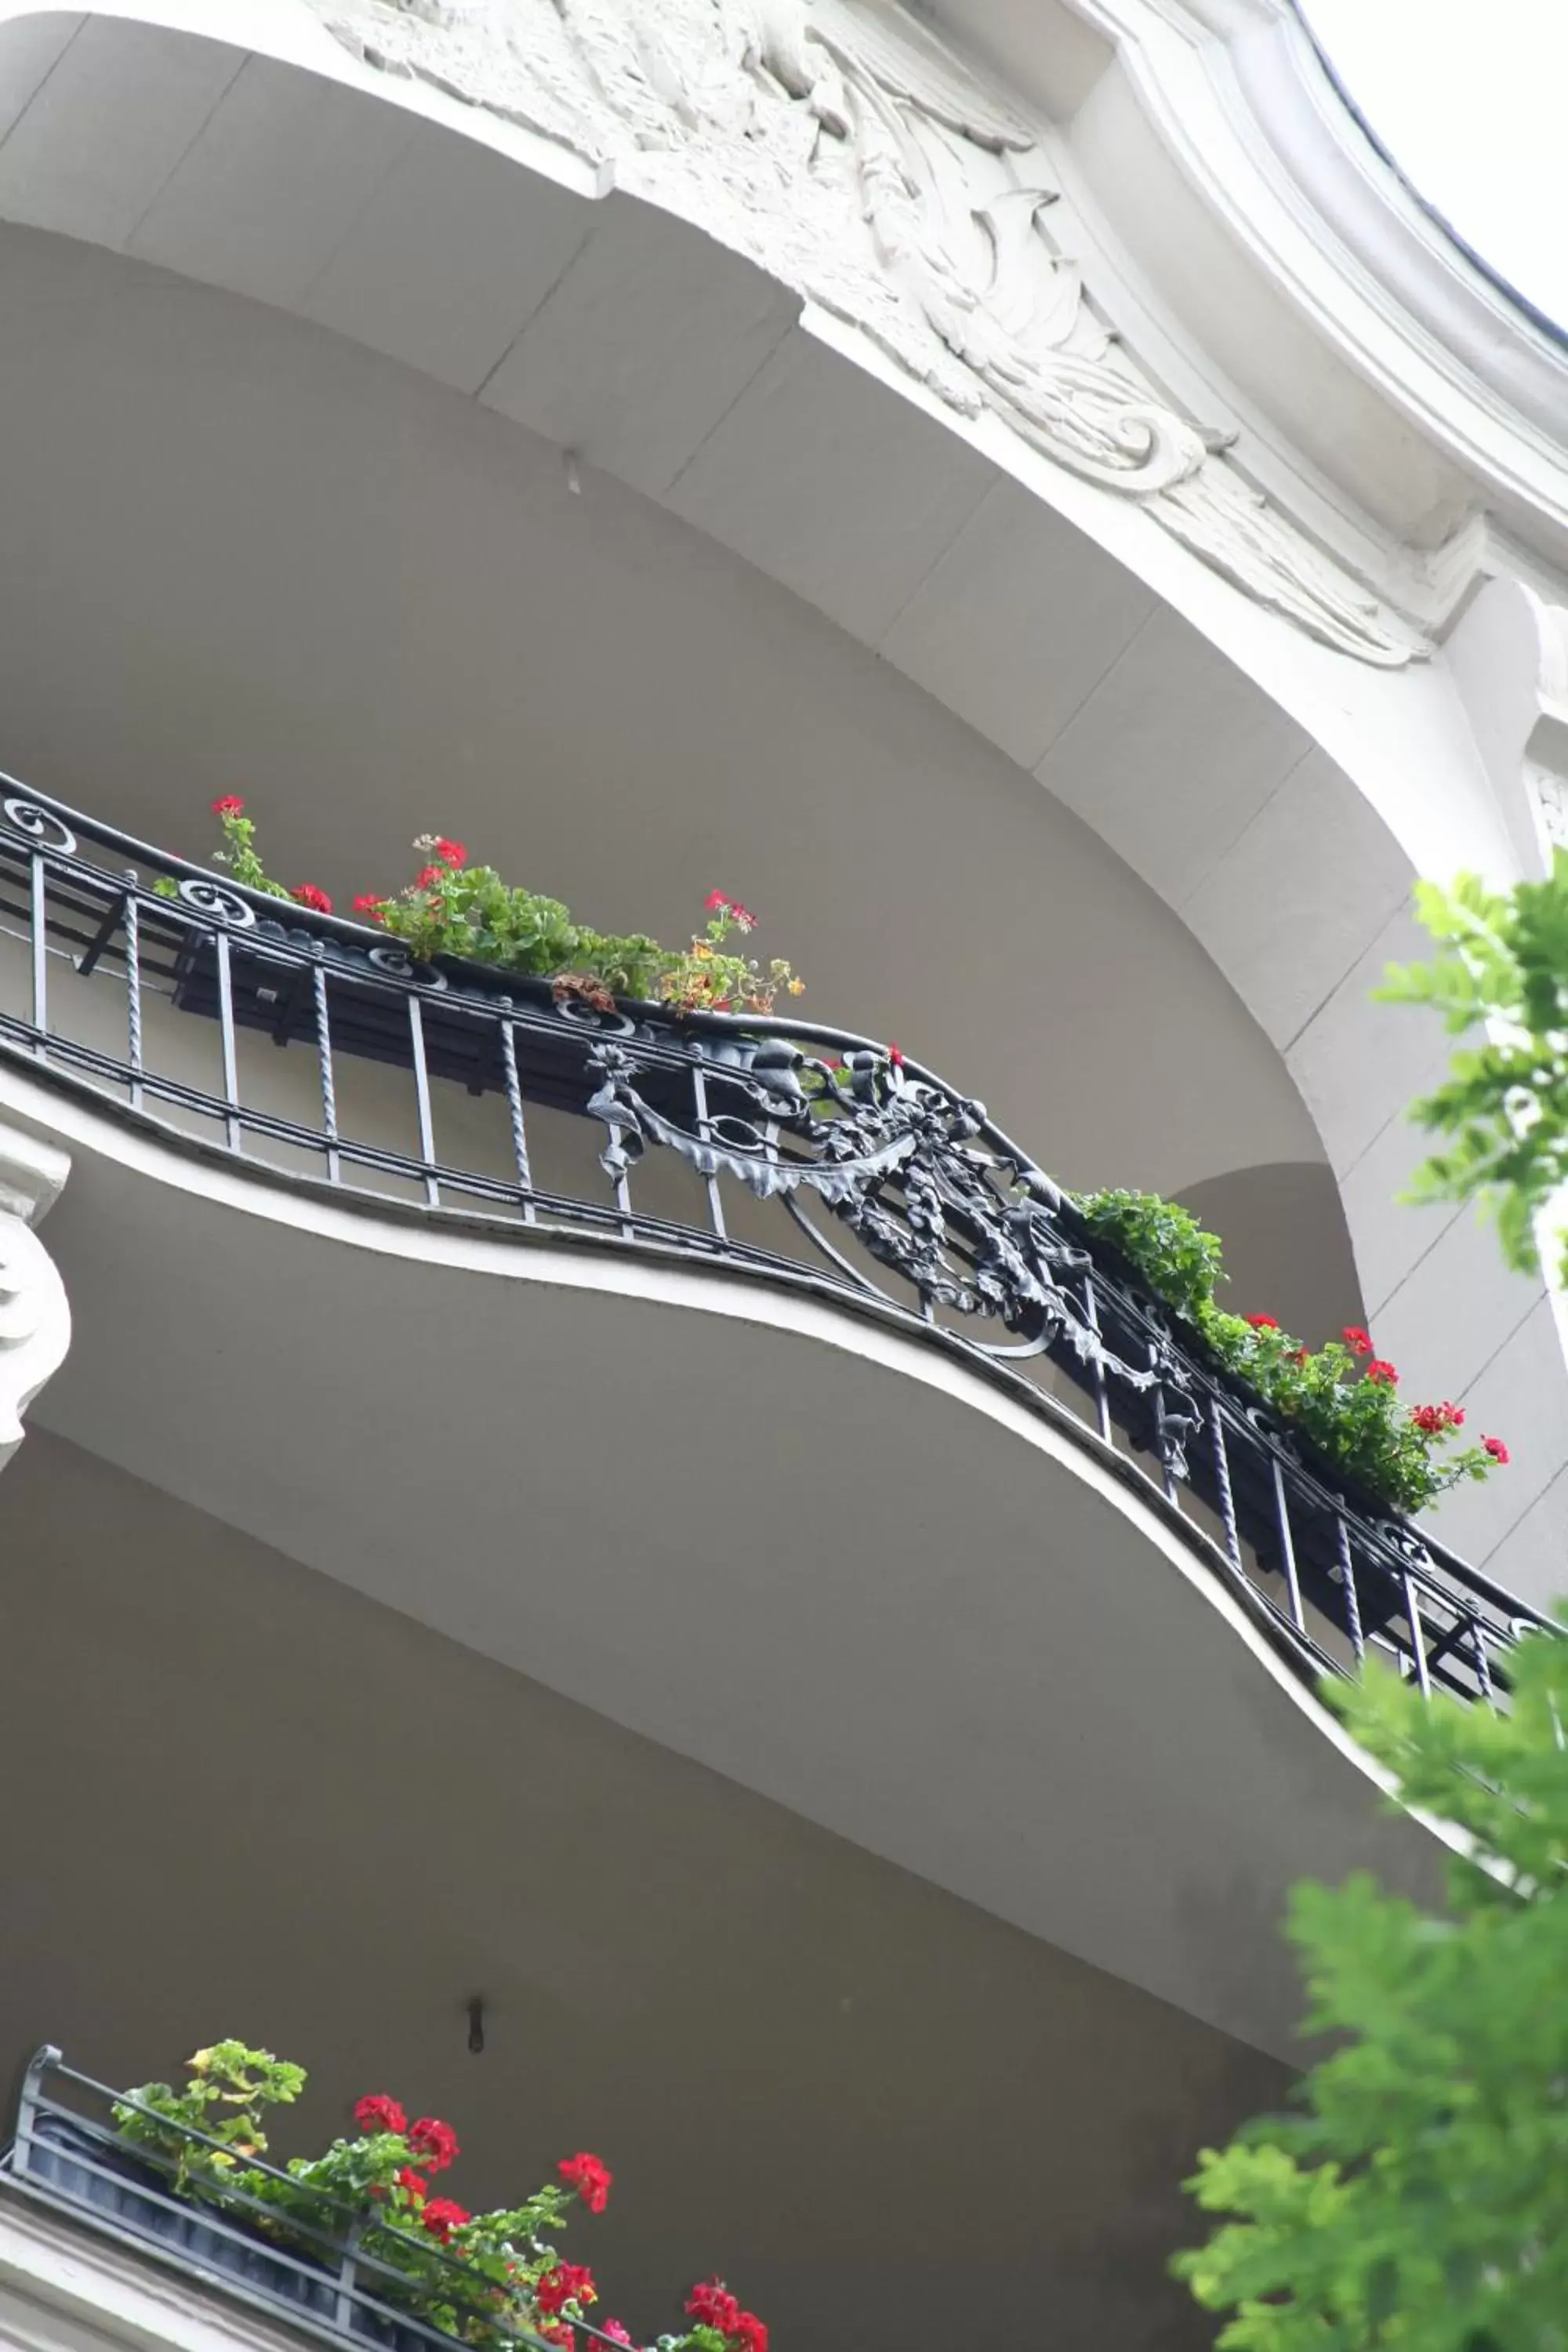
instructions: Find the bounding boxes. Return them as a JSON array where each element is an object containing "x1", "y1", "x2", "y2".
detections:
[
  {"x1": 733, "y1": 2315, "x2": 768, "y2": 2352},
  {"x1": 419, "y1": 2198, "x2": 470, "y2": 2244},
  {"x1": 353, "y1": 2095, "x2": 408, "y2": 2136},
  {"x1": 730, "y1": 901, "x2": 757, "y2": 931},
  {"x1": 535, "y1": 2263, "x2": 597, "y2": 2317},
  {"x1": 395, "y1": 2169, "x2": 429, "y2": 2201},
  {"x1": 1483, "y1": 1435, "x2": 1510, "y2": 1464},
  {"x1": 539, "y1": 2330, "x2": 573, "y2": 2352},
  {"x1": 292, "y1": 883, "x2": 333, "y2": 914},
  {"x1": 601, "y1": 2326, "x2": 633, "y2": 2348},
  {"x1": 1289, "y1": 1347, "x2": 1309, "y2": 1366},
  {"x1": 685, "y1": 2281, "x2": 742, "y2": 2335},
  {"x1": 1411, "y1": 1401, "x2": 1465, "y2": 1436},
  {"x1": 432, "y1": 839, "x2": 466, "y2": 868},
  {"x1": 556, "y1": 2152, "x2": 612, "y2": 2213},
  {"x1": 211, "y1": 795, "x2": 245, "y2": 818},
  {"x1": 1243, "y1": 1313, "x2": 1279, "y2": 1330},
  {"x1": 416, "y1": 864, "x2": 446, "y2": 890},
  {"x1": 887, "y1": 1044, "x2": 904, "y2": 1067},
  {"x1": 408, "y1": 2118, "x2": 459, "y2": 2173},
  {"x1": 1366, "y1": 1359, "x2": 1399, "y2": 1387},
  {"x1": 1341, "y1": 1326, "x2": 1373, "y2": 1356},
  {"x1": 353, "y1": 893, "x2": 387, "y2": 917},
  {"x1": 705, "y1": 891, "x2": 731, "y2": 914}
]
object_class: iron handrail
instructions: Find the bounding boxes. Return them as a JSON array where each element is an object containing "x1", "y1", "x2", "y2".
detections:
[
  {"x1": 0, "y1": 779, "x2": 1547, "y2": 1706},
  {"x1": 3, "y1": 2047, "x2": 637, "y2": 2352}
]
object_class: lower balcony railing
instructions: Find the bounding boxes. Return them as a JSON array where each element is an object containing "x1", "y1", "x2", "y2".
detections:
[
  {"x1": 0, "y1": 785, "x2": 1546, "y2": 1702},
  {"x1": 2, "y1": 2048, "x2": 580, "y2": 2352}
]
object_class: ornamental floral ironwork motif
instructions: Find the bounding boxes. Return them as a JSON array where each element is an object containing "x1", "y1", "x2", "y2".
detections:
[{"x1": 0, "y1": 780, "x2": 1544, "y2": 1708}]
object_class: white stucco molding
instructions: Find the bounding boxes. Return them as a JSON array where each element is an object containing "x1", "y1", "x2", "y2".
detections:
[
  {"x1": 932, "y1": 0, "x2": 1568, "y2": 604},
  {"x1": 303, "y1": 0, "x2": 1429, "y2": 665},
  {"x1": 0, "y1": 1115, "x2": 70, "y2": 1472}
]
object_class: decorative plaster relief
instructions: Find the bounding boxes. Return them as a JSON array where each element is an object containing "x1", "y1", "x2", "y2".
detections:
[
  {"x1": 311, "y1": 0, "x2": 1427, "y2": 666},
  {"x1": 0, "y1": 1121, "x2": 71, "y2": 1472}
]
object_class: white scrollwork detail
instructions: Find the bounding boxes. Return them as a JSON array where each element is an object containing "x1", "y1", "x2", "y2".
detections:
[{"x1": 314, "y1": 0, "x2": 1425, "y2": 666}]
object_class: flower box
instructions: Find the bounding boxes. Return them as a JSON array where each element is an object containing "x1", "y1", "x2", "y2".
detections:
[{"x1": 22, "y1": 2111, "x2": 340, "y2": 2322}]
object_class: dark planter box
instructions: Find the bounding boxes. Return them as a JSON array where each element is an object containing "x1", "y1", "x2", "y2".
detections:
[
  {"x1": 21, "y1": 2116, "x2": 463, "y2": 2352},
  {"x1": 23, "y1": 2114, "x2": 338, "y2": 2324},
  {"x1": 170, "y1": 931, "x2": 692, "y2": 1123}
]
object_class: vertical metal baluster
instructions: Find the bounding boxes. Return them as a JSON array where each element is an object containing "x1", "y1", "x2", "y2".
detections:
[
  {"x1": 312, "y1": 957, "x2": 340, "y2": 1186},
  {"x1": 29, "y1": 848, "x2": 46, "y2": 1053},
  {"x1": 123, "y1": 874, "x2": 143, "y2": 1112},
  {"x1": 334, "y1": 2216, "x2": 362, "y2": 2337},
  {"x1": 1269, "y1": 1456, "x2": 1307, "y2": 1632},
  {"x1": 497, "y1": 1008, "x2": 535, "y2": 1224},
  {"x1": 406, "y1": 993, "x2": 440, "y2": 1209},
  {"x1": 215, "y1": 927, "x2": 241, "y2": 1152},
  {"x1": 1469, "y1": 1617, "x2": 1496, "y2": 1705},
  {"x1": 690, "y1": 1060, "x2": 727, "y2": 1240},
  {"x1": 1403, "y1": 1570, "x2": 1432, "y2": 1697},
  {"x1": 12, "y1": 2044, "x2": 56, "y2": 2185},
  {"x1": 1334, "y1": 1513, "x2": 1366, "y2": 1668},
  {"x1": 1208, "y1": 1400, "x2": 1243, "y2": 1569},
  {"x1": 1081, "y1": 1272, "x2": 1112, "y2": 1442}
]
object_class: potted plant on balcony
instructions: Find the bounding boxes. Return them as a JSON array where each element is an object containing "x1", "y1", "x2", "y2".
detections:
[
  {"x1": 42, "y1": 2040, "x2": 770, "y2": 2352},
  {"x1": 156, "y1": 799, "x2": 804, "y2": 1118}
]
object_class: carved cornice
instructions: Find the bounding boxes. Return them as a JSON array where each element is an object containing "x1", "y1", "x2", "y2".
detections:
[{"x1": 312, "y1": 0, "x2": 1427, "y2": 666}]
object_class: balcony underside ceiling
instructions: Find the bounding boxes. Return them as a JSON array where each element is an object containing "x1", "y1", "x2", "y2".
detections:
[{"x1": 18, "y1": 1074, "x2": 1446, "y2": 2067}]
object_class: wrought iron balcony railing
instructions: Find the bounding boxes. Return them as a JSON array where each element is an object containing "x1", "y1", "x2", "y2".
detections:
[
  {"x1": 2, "y1": 2046, "x2": 608, "y2": 2352},
  {"x1": 0, "y1": 784, "x2": 1546, "y2": 1704}
]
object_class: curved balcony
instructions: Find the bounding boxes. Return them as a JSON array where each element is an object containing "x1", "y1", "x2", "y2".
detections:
[{"x1": 0, "y1": 782, "x2": 1543, "y2": 1708}]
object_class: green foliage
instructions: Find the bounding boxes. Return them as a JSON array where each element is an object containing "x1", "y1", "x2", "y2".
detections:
[
  {"x1": 1070, "y1": 1189, "x2": 1500, "y2": 1513},
  {"x1": 1379, "y1": 855, "x2": 1568, "y2": 1285},
  {"x1": 1073, "y1": 1189, "x2": 1227, "y2": 1325},
  {"x1": 113, "y1": 2040, "x2": 303, "y2": 2190},
  {"x1": 186, "y1": 803, "x2": 803, "y2": 1016},
  {"x1": 1176, "y1": 1622, "x2": 1568, "y2": 2350},
  {"x1": 114, "y1": 2048, "x2": 762, "y2": 2352}
]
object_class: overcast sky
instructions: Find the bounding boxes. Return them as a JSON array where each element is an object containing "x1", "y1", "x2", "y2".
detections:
[{"x1": 1301, "y1": 0, "x2": 1568, "y2": 329}]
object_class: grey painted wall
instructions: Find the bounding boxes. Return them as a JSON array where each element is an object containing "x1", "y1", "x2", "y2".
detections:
[{"x1": 2, "y1": 1430, "x2": 1287, "y2": 2351}]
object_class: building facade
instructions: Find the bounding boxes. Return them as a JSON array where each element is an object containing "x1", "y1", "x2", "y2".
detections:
[{"x1": 0, "y1": 1, "x2": 1563, "y2": 2345}]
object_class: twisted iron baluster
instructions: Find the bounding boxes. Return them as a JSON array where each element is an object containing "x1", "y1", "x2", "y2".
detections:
[
  {"x1": 312, "y1": 955, "x2": 340, "y2": 1186},
  {"x1": 123, "y1": 873, "x2": 143, "y2": 1112},
  {"x1": 1209, "y1": 1399, "x2": 1243, "y2": 1569},
  {"x1": 1334, "y1": 1512, "x2": 1366, "y2": 1668},
  {"x1": 497, "y1": 1007, "x2": 535, "y2": 1224}
]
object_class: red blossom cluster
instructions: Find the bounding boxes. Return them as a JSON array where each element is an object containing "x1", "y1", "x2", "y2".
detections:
[
  {"x1": 1484, "y1": 1435, "x2": 1511, "y2": 1463},
  {"x1": 1365, "y1": 1359, "x2": 1399, "y2": 1387},
  {"x1": 409, "y1": 2116, "x2": 460, "y2": 2172},
  {"x1": 1243, "y1": 1313, "x2": 1279, "y2": 1330},
  {"x1": 420, "y1": 2198, "x2": 470, "y2": 2244},
  {"x1": 684, "y1": 2278, "x2": 768, "y2": 2352},
  {"x1": 704, "y1": 890, "x2": 757, "y2": 931},
  {"x1": 211, "y1": 795, "x2": 246, "y2": 818},
  {"x1": 887, "y1": 1044, "x2": 904, "y2": 1067},
  {"x1": 353, "y1": 893, "x2": 388, "y2": 917},
  {"x1": 535, "y1": 2262, "x2": 597, "y2": 2317},
  {"x1": 354, "y1": 2095, "x2": 408, "y2": 2135},
  {"x1": 1341, "y1": 1325, "x2": 1373, "y2": 1356},
  {"x1": 292, "y1": 882, "x2": 334, "y2": 914},
  {"x1": 556, "y1": 2151, "x2": 613, "y2": 2213},
  {"x1": 1410, "y1": 1401, "x2": 1465, "y2": 1436}
]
